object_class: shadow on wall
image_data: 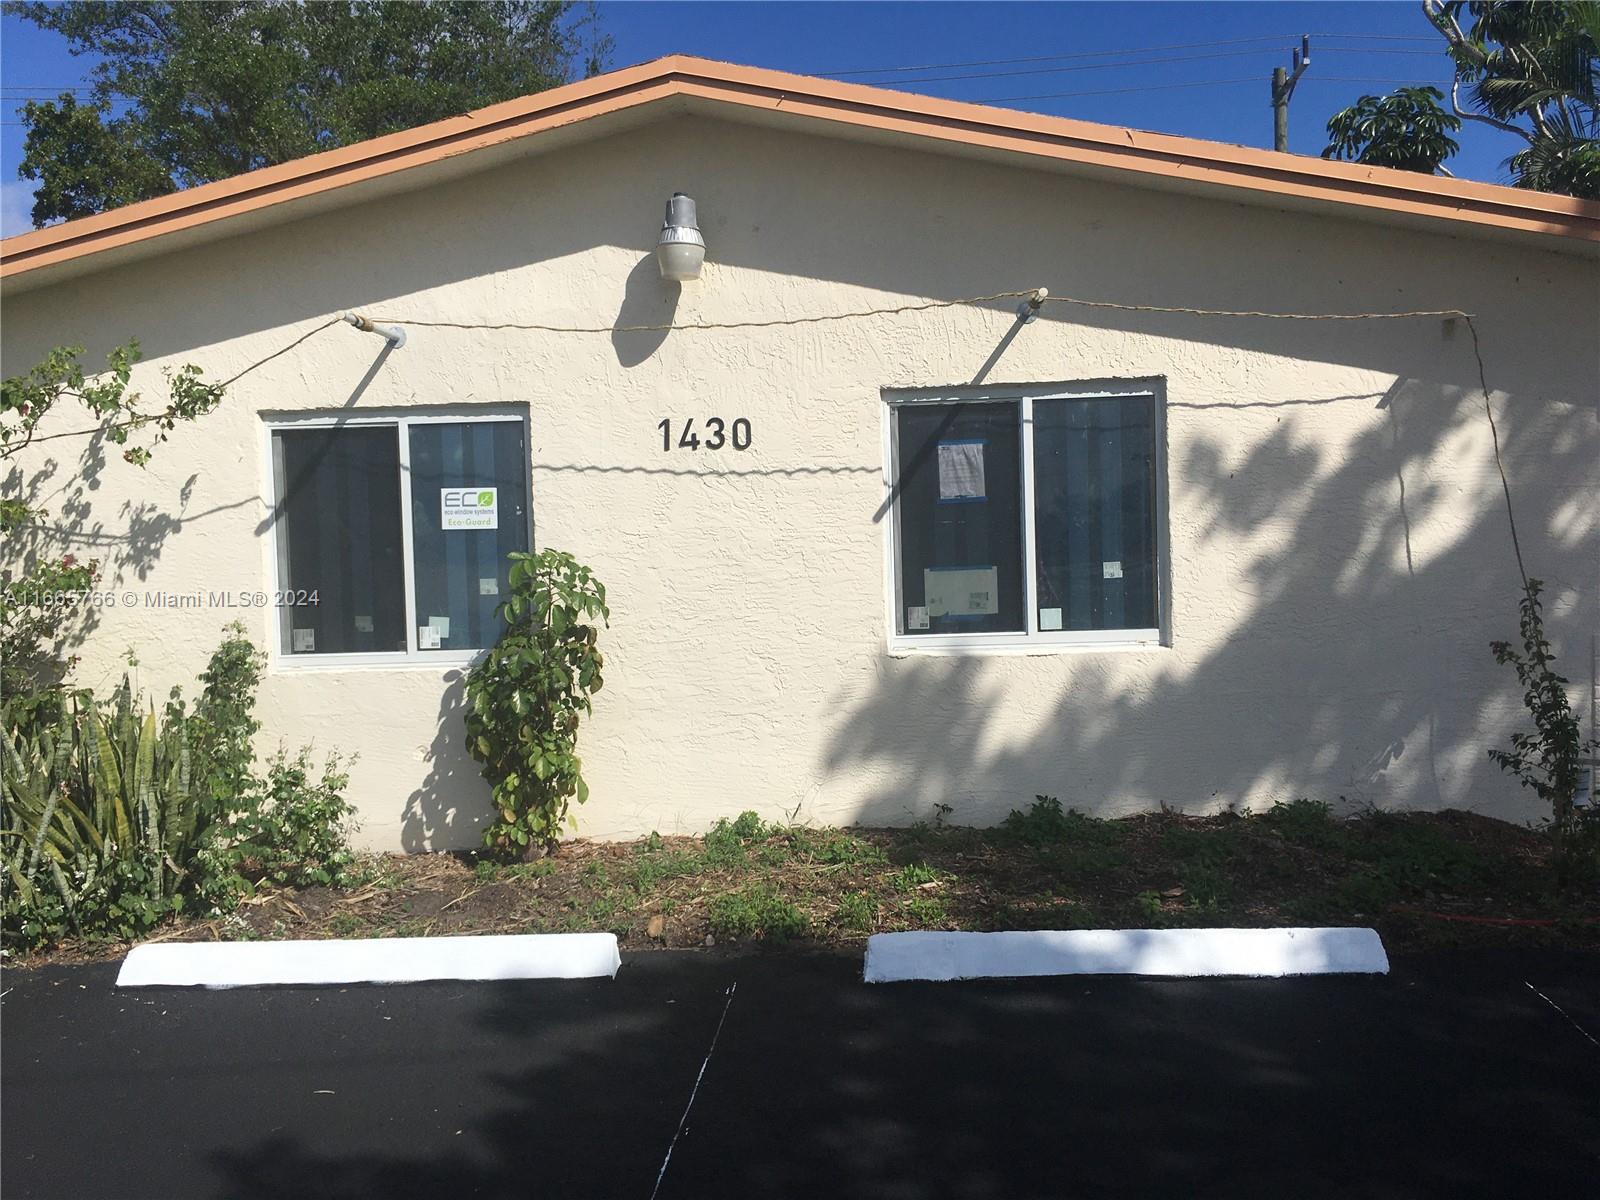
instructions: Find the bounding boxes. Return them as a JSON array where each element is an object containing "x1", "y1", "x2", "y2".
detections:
[
  {"x1": 612, "y1": 252, "x2": 679, "y2": 365},
  {"x1": 400, "y1": 671, "x2": 489, "y2": 852},
  {"x1": 823, "y1": 364, "x2": 1595, "y2": 827}
]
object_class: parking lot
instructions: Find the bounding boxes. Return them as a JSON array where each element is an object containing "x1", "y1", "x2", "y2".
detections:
[{"x1": 3, "y1": 948, "x2": 1597, "y2": 1198}]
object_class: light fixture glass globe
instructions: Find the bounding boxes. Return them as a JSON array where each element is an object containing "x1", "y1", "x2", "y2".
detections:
[{"x1": 657, "y1": 239, "x2": 705, "y2": 282}]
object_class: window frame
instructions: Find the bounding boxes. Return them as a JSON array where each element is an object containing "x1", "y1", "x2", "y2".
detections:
[
  {"x1": 260, "y1": 406, "x2": 532, "y2": 671},
  {"x1": 882, "y1": 379, "x2": 1168, "y2": 655}
]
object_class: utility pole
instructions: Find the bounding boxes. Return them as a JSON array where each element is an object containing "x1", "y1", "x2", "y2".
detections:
[{"x1": 1271, "y1": 36, "x2": 1311, "y2": 152}]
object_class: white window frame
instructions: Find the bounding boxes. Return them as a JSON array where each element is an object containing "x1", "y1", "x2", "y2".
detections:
[
  {"x1": 881, "y1": 379, "x2": 1168, "y2": 656},
  {"x1": 260, "y1": 406, "x2": 532, "y2": 671}
]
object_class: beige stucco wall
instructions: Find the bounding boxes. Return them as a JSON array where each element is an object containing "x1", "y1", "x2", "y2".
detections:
[{"x1": 4, "y1": 115, "x2": 1597, "y2": 850}]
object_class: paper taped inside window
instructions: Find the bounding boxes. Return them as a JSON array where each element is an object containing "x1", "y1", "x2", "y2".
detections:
[
  {"x1": 938, "y1": 440, "x2": 986, "y2": 501},
  {"x1": 925, "y1": 566, "x2": 999, "y2": 617}
]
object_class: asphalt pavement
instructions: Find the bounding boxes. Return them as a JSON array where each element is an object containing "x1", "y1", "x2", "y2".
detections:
[{"x1": 3, "y1": 948, "x2": 1597, "y2": 1199}]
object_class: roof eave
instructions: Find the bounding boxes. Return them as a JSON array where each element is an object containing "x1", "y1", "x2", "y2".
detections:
[{"x1": 3, "y1": 53, "x2": 1597, "y2": 287}]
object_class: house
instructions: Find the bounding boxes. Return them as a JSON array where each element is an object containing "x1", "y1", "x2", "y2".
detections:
[{"x1": 3, "y1": 57, "x2": 1595, "y2": 851}]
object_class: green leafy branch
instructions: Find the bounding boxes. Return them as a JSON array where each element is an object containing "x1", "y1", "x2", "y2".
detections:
[{"x1": 465, "y1": 549, "x2": 609, "y2": 856}]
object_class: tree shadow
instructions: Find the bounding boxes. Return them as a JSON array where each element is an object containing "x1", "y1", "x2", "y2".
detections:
[
  {"x1": 823, "y1": 361, "x2": 1594, "y2": 828},
  {"x1": 184, "y1": 953, "x2": 1599, "y2": 1199}
]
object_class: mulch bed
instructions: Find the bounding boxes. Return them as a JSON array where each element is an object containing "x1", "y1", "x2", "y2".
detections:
[{"x1": 11, "y1": 809, "x2": 1598, "y2": 968}]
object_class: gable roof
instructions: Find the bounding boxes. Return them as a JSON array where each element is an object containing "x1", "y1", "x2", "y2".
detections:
[{"x1": 3, "y1": 54, "x2": 1597, "y2": 289}]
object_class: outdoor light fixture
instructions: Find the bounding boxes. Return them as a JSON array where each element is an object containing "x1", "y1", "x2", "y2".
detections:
[{"x1": 656, "y1": 192, "x2": 705, "y2": 282}]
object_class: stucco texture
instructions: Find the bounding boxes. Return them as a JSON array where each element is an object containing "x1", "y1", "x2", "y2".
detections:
[{"x1": 4, "y1": 115, "x2": 1596, "y2": 850}]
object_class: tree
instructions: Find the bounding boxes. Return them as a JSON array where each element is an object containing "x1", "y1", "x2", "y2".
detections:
[
  {"x1": 1323, "y1": 87, "x2": 1463, "y2": 174},
  {"x1": 2, "y1": 342, "x2": 225, "y2": 705},
  {"x1": 8, "y1": 1, "x2": 610, "y2": 225},
  {"x1": 1321, "y1": 1, "x2": 1598, "y2": 198}
]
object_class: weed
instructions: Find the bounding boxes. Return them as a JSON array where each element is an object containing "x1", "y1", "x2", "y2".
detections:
[
  {"x1": 703, "y1": 810, "x2": 775, "y2": 866},
  {"x1": 1350, "y1": 814, "x2": 1486, "y2": 892},
  {"x1": 1043, "y1": 843, "x2": 1128, "y2": 880},
  {"x1": 328, "y1": 912, "x2": 365, "y2": 937},
  {"x1": 902, "y1": 895, "x2": 948, "y2": 926},
  {"x1": 1001, "y1": 796, "x2": 1121, "y2": 848},
  {"x1": 1260, "y1": 799, "x2": 1348, "y2": 851},
  {"x1": 1134, "y1": 890, "x2": 1164, "y2": 923},
  {"x1": 792, "y1": 828, "x2": 887, "y2": 867},
  {"x1": 835, "y1": 892, "x2": 875, "y2": 932},
  {"x1": 892, "y1": 862, "x2": 939, "y2": 891},
  {"x1": 707, "y1": 885, "x2": 808, "y2": 941},
  {"x1": 1183, "y1": 862, "x2": 1234, "y2": 911}
]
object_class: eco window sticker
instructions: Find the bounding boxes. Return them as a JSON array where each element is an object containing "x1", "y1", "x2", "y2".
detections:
[{"x1": 440, "y1": 486, "x2": 498, "y2": 530}]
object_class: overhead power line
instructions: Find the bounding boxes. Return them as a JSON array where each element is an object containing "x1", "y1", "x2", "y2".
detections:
[
  {"x1": 815, "y1": 31, "x2": 1439, "y2": 77},
  {"x1": 816, "y1": 35, "x2": 1302, "y2": 76},
  {"x1": 850, "y1": 47, "x2": 1295, "y2": 87}
]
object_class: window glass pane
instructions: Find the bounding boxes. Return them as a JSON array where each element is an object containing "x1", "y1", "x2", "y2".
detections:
[
  {"x1": 408, "y1": 420, "x2": 530, "y2": 651},
  {"x1": 894, "y1": 401, "x2": 1024, "y2": 635},
  {"x1": 1032, "y1": 395, "x2": 1157, "y2": 632},
  {"x1": 272, "y1": 426, "x2": 407, "y2": 655}
]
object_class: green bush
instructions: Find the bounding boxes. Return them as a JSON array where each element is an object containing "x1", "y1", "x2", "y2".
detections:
[
  {"x1": 3, "y1": 681, "x2": 200, "y2": 946},
  {"x1": 192, "y1": 750, "x2": 359, "y2": 910},
  {"x1": 2, "y1": 625, "x2": 356, "y2": 950},
  {"x1": 464, "y1": 549, "x2": 608, "y2": 856}
]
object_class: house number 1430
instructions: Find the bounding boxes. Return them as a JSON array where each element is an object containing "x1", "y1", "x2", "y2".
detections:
[{"x1": 658, "y1": 417, "x2": 751, "y2": 452}]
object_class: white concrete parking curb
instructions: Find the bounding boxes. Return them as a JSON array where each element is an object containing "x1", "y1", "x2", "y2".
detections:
[
  {"x1": 116, "y1": 933, "x2": 622, "y2": 988},
  {"x1": 864, "y1": 927, "x2": 1389, "y2": 983}
]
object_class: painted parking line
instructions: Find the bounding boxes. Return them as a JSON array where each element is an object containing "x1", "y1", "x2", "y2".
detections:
[
  {"x1": 863, "y1": 927, "x2": 1389, "y2": 983},
  {"x1": 115, "y1": 932, "x2": 621, "y2": 988}
]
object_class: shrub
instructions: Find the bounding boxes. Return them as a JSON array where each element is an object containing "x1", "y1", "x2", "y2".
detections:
[
  {"x1": 192, "y1": 750, "x2": 359, "y2": 910},
  {"x1": 2, "y1": 626, "x2": 357, "y2": 949},
  {"x1": 3, "y1": 681, "x2": 200, "y2": 946},
  {"x1": 465, "y1": 549, "x2": 608, "y2": 857},
  {"x1": 1489, "y1": 579, "x2": 1600, "y2": 881}
]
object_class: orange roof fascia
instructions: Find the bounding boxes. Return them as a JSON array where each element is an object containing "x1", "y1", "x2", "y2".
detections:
[{"x1": 3, "y1": 54, "x2": 1597, "y2": 280}]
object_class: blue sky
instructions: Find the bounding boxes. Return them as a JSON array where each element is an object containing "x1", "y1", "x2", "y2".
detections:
[{"x1": 2, "y1": 2, "x2": 1515, "y2": 238}]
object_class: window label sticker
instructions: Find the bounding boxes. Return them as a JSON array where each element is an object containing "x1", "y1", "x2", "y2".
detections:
[
  {"x1": 924, "y1": 566, "x2": 999, "y2": 617},
  {"x1": 427, "y1": 615, "x2": 451, "y2": 639},
  {"x1": 418, "y1": 626, "x2": 441, "y2": 650},
  {"x1": 354, "y1": 615, "x2": 374, "y2": 633},
  {"x1": 1039, "y1": 607, "x2": 1063, "y2": 631},
  {"x1": 936, "y1": 439, "x2": 986, "y2": 502},
  {"x1": 1103, "y1": 560, "x2": 1123, "y2": 580},
  {"x1": 291, "y1": 628, "x2": 315, "y2": 653},
  {"x1": 441, "y1": 486, "x2": 498, "y2": 530},
  {"x1": 478, "y1": 576, "x2": 499, "y2": 596},
  {"x1": 907, "y1": 605, "x2": 930, "y2": 631}
]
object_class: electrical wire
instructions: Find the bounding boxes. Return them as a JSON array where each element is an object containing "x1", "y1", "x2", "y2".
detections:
[
  {"x1": 814, "y1": 31, "x2": 1437, "y2": 77},
  {"x1": 366, "y1": 290, "x2": 1035, "y2": 333},
  {"x1": 980, "y1": 76, "x2": 1448, "y2": 104},
  {"x1": 10, "y1": 292, "x2": 1528, "y2": 598},
  {"x1": 836, "y1": 47, "x2": 1295, "y2": 87},
  {"x1": 16, "y1": 318, "x2": 343, "y2": 448},
  {"x1": 983, "y1": 78, "x2": 1260, "y2": 103}
]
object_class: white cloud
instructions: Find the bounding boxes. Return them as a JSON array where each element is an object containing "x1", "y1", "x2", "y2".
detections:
[{"x1": 1, "y1": 179, "x2": 38, "y2": 238}]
